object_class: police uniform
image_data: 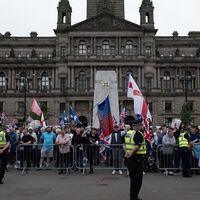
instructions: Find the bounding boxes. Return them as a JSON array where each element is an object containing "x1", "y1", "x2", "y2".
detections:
[
  {"x1": 0, "y1": 129, "x2": 10, "y2": 184},
  {"x1": 125, "y1": 120, "x2": 146, "y2": 200},
  {"x1": 179, "y1": 131, "x2": 191, "y2": 177}
]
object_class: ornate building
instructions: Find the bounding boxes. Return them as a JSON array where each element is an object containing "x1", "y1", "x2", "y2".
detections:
[{"x1": 0, "y1": 0, "x2": 200, "y2": 126}]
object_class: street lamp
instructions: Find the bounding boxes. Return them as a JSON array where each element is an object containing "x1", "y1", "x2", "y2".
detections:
[{"x1": 180, "y1": 65, "x2": 189, "y2": 104}]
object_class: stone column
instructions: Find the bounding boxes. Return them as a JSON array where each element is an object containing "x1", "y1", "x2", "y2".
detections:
[
  {"x1": 12, "y1": 68, "x2": 15, "y2": 89},
  {"x1": 141, "y1": 67, "x2": 145, "y2": 88},
  {"x1": 197, "y1": 67, "x2": 200, "y2": 89},
  {"x1": 116, "y1": 66, "x2": 119, "y2": 88},
  {"x1": 55, "y1": 68, "x2": 59, "y2": 89},
  {"x1": 119, "y1": 37, "x2": 121, "y2": 55},
  {"x1": 71, "y1": 67, "x2": 74, "y2": 88},
  {"x1": 119, "y1": 67, "x2": 122, "y2": 88},
  {"x1": 138, "y1": 66, "x2": 141, "y2": 87},
  {"x1": 71, "y1": 37, "x2": 74, "y2": 56},
  {"x1": 67, "y1": 66, "x2": 71, "y2": 88},
  {"x1": 116, "y1": 37, "x2": 119, "y2": 56},
  {"x1": 153, "y1": 67, "x2": 157, "y2": 88},
  {"x1": 89, "y1": 101, "x2": 93, "y2": 125},
  {"x1": 8, "y1": 69, "x2": 12, "y2": 89},
  {"x1": 94, "y1": 37, "x2": 96, "y2": 55},
  {"x1": 52, "y1": 68, "x2": 55, "y2": 89},
  {"x1": 90, "y1": 67, "x2": 93, "y2": 88},
  {"x1": 157, "y1": 67, "x2": 161, "y2": 88}
]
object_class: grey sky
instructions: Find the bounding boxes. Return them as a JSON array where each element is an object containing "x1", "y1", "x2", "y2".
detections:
[{"x1": 0, "y1": 0, "x2": 199, "y2": 37}]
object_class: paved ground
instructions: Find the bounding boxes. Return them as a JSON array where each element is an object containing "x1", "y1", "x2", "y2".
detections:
[{"x1": 1, "y1": 169, "x2": 200, "y2": 200}]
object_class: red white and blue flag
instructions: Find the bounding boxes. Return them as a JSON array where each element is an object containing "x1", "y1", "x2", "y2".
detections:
[
  {"x1": 59, "y1": 119, "x2": 65, "y2": 129},
  {"x1": 1, "y1": 113, "x2": 7, "y2": 121},
  {"x1": 119, "y1": 108, "x2": 128, "y2": 124},
  {"x1": 27, "y1": 116, "x2": 33, "y2": 122},
  {"x1": 112, "y1": 115, "x2": 118, "y2": 126},
  {"x1": 98, "y1": 96, "x2": 113, "y2": 160}
]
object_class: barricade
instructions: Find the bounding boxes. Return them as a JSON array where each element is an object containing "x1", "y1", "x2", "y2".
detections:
[
  {"x1": 16, "y1": 144, "x2": 74, "y2": 174},
  {"x1": 156, "y1": 144, "x2": 200, "y2": 175},
  {"x1": 75, "y1": 144, "x2": 127, "y2": 174}
]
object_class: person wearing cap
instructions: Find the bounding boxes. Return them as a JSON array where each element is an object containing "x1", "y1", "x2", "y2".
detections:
[
  {"x1": 0, "y1": 126, "x2": 10, "y2": 184},
  {"x1": 111, "y1": 124, "x2": 124, "y2": 175},
  {"x1": 125, "y1": 119, "x2": 146, "y2": 200}
]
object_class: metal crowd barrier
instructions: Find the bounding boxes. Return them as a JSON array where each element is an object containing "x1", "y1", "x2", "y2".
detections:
[
  {"x1": 16, "y1": 144, "x2": 74, "y2": 174},
  {"x1": 75, "y1": 144, "x2": 127, "y2": 174},
  {"x1": 156, "y1": 144, "x2": 200, "y2": 175}
]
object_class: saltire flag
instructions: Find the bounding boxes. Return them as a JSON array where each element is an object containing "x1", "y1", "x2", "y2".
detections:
[
  {"x1": 119, "y1": 108, "x2": 128, "y2": 124},
  {"x1": 31, "y1": 98, "x2": 42, "y2": 116},
  {"x1": 1, "y1": 113, "x2": 7, "y2": 121},
  {"x1": 63, "y1": 111, "x2": 68, "y2": 123},
  {"x1": 97, "y1": 96, "x2": 113, "y2": 160},
  {"x1": 127, "y1": 74, "x2": 152, "y2": 144},
  {"x1": 59, "y1": 119, "x2": 65, "y2": 129},
  {"x1": 41, "y1": 112, "x2": 46, "y2": 127},
  {"x1": 70, "y1": 106, "x2": 81, "y2": 125},
  {"x1": 27, "y1": 116, "x2": 33, "y2": 122}
]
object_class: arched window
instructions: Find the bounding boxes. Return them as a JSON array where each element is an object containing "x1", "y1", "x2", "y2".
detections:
[
  {"x1": 79, "y1": 71, "x2": 86, "y2": 90},
  {"x1": 0, "y1": 72, "x2": 6, "y2": 91},
  {"x1": 125, "y1": 41, "x2": 133, "y2": 56},
  {"x1": 41, "y1": 72, "x2": 49, "y2": 91},
  {"x1": 163, "y1": 71, "x2": 171, "y2": 90},
  {"x1": 186, "y1": 71, "x2": 192, "y2": 90},
  {"x1": 79, "y1": 41, "x2": 86, "y2": 56},
  {"x1": 102, "y1": 41, "x2": 110, "y2": 56}
]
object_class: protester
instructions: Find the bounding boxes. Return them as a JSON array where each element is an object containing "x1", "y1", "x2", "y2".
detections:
[{"x1": 40, "y1": 127, "x2": 56, "y2": 168}]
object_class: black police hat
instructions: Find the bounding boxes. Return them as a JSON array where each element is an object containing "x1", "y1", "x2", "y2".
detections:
[{"x1": 132, "y1": 118, "x2": 143, "y2": 126}]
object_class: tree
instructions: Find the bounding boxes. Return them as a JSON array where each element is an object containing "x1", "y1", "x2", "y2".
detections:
[
  {"x1": 180, "y1": 103, "x2": 192, "y2": 125},
  {"x1": 30, "y1": 103, "x2": 49, "y2": 121}
]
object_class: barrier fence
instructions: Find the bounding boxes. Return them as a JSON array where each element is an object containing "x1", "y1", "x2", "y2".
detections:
[
  {"x1": 156, "y1": 144, "x2": 200, "y2": 173},
  {"x1": 15, "y1": 144, "x2": 200, "y2": 175}
]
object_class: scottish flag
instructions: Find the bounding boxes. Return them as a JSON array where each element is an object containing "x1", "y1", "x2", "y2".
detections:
[
  {"x1": 63, "y1": 110, "x2": 68, "y2": 123},
  {"x1": 70, "y1": 106, "x2": 81, "y2": 124}
]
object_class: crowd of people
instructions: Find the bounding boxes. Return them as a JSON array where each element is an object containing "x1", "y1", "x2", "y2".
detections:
[{"x1": 1, "y1": 121, "x2": 200, "y2": 178}]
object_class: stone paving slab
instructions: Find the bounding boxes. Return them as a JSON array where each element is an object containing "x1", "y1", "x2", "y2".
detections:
[{"x1": 1, "y1": 169, "x2": 200, "y2": 200}]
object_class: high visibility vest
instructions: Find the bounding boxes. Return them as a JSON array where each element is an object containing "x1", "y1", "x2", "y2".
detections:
[
  {"x1": 179, "y1": 132, "x2": 189, "y2": 148},
  {"x1": 0, "y1": 131, "x2": 6, "y2": 148},
  {"x1": 125, "y1": 130, "x2": 146, "y2": 155}
]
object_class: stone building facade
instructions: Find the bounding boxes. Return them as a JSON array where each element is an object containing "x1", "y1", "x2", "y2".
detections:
[{"x1": 0, "y1": 0, "x2": 200, "y2": 126}]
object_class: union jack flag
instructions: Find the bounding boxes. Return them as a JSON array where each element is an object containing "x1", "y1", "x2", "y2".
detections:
[
  {"x1": 27, "y1": 116, "x2": 33, "y2": 122},
  {"x1": 119, "y1": 108, "x2": 128, "y2": 124},
  {"x1": 1, "y1": 113, "x2": 7, "y2": 121},
  {"x1": 99, "y1": 128, "x2": 111, "y2": 161}
]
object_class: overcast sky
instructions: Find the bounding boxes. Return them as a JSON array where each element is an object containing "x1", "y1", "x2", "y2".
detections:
[{"x1": 0, "y1": 0, "x2": 199, "y2": 37}]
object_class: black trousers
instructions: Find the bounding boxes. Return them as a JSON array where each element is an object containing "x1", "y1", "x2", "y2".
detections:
[
  {"x1": 0, "y1": 150, "x2": 8, "y2": 182},
  {"x1": 180, "y1": 148, "x2": 191, "y2": 176},
  {"x1": 127, "y1": 155, "x2": 144, "y2": 200}
]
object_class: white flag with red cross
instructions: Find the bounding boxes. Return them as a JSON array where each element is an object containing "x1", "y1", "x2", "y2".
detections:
[{"x1": 41, "y1": 112, "x2": 46, "y2": 127}]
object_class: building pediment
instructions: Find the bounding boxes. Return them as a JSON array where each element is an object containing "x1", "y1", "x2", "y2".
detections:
[{"x1": 66, "y1": 13, "x2": 145, "y2": 32}]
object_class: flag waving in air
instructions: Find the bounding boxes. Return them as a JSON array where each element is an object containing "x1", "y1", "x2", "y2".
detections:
[
  {"x1": 41, "y1": 112, "x2": 46, "y2": 127},
  {"x1": 31, "y1": 98, "x2": 42, "y2": 116},
  {"x1": 63, "y1": 111, "x2": 68, "y2": 123},
  {"x1": 70, "y1": 106, "x2": 81, "y2": 125},
  {"x1": 1, "y1": 113, "x2": 7, "y2": 121},
  {"x1": 127, "y1": 74, "x2": 152, "y2": 144}
]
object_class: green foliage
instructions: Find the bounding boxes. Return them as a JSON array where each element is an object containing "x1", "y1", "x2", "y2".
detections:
[
  {"x1": 30, "y1": 103, "x2": 49, "y2": 121},
  {"x1": 180, "y1": 103, "x2": 192, "y2": 125}
]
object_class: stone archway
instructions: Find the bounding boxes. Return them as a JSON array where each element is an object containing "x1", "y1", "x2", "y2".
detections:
[
  {"x1": 124, "y1": 115, "x2": 135, "y2": 125},
  {"x1": 78, "y1": 116, "x2": 88, "y2": 127}
]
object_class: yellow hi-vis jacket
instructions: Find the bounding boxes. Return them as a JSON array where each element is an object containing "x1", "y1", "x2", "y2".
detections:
[
  {"x1": 0, "y1": 131, "x2": 6, "y2": 148},
  {"x1": 125, "y1": 130, "x2": 146, "y2": 155},
  {"x1": 179, "y1": 132, "x2": 189, "y2": 148}
]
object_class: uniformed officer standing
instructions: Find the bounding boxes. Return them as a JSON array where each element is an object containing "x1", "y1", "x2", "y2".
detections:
[
  {"x1": 0, "y1": 126, "x2": 10, "y2": 184},
  {"x1": 125, "y1": 119, "x2": 146, "y2": 200},
  {"x1": 179, "y1": 128, "x2": 192, "y2": 177}
]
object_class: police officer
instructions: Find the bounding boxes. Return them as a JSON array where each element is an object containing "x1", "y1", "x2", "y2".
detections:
[
  {"x1": 0, "y1": 126, "x2": 10, "y2": 184},
  {"x1": 125, "y1": 119, "x2": 146, "y2": 200},
  {"x1": 179, "y1": 128, "x2": 192, "y2": 177}
]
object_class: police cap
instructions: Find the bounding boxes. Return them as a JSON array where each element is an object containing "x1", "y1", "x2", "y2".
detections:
[{"x1": 132, "y1": 118, "x2": 143, "y2": 126}]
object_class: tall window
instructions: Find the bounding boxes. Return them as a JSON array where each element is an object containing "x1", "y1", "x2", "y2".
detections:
[
  {"x1": 125, "y1": 41, "x2": 133, "y2": 56},
  {"x1": 146, "y1": 46, "x2": 151, "y2": 57},
  {"x1": 79, "y1": 41, "x2": 86, "y2": 56},
  {"x1": 165, "y1": 102, "x2": 172, "y2": 111},
  {"x1": 0, "y1": 72, "x2": 6, "y2": 92},
  {"x1": 146, "y1": 78, "x2": 152, "y2": 90},
  {"x1": 102, "y1": 41, "x2": 110, "y2": 56},
  {"x1": 186, "y1": 71, "x2": 192, "y2": 90},
  {"x1": 18, "y1": 102, "x2": 24, "y2": 113},
  {"x1": 133, "y1": 46, "x2": 138, "y2": 56},
  {"x1": 79, "y1": 71, "x2": 86, "y2": 90},
  {"x1": 60, "y1": 103, "x2": 65, "y2": 113},
  {"x1": 18, "y1": 72, "x2": 26, "y2": 92},
  {"x1": 163, "y1": 71, "x2": 171, "y2": 90},
  {"x1": 41, "y1": 72, "x2": 49, "y2": 91},
  {"x1": 61, "y1": 47, "x2": 66, "y2": 57},
  {"x1": 61, "y1": 78, "x2": 66, "y2": 91}
]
